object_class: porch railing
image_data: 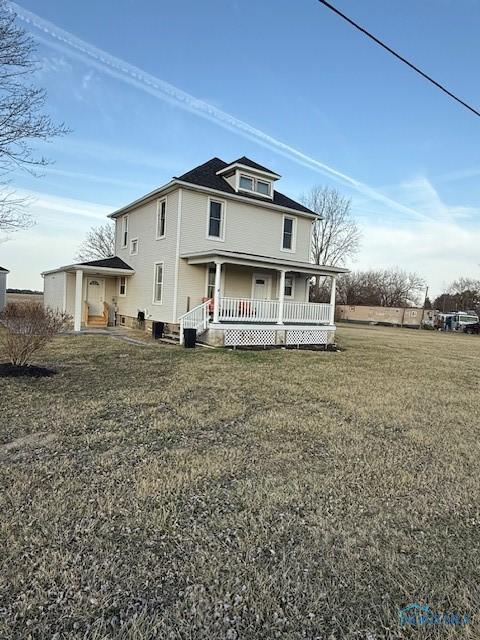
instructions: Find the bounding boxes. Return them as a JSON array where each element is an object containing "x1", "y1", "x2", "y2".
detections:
[
  {"x1": 283, "y1": 301, "x2": 331, "y2": 324},
  {"x1": 178, "y1": 300, "x2": 210, "y2": 344},
  {"x1": 219, "y1": 297, "x2": 279, "y2": 322},
  {"x1": 218, "y1": 297, "x2": 332, "y2": 324}
]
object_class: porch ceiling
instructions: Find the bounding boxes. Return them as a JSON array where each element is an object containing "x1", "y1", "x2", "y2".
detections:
[{"x1": 181, "y1": 250, "x2": 348, "y2": 276}]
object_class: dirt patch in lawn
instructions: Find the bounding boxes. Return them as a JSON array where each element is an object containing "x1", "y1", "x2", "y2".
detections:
[{"x1": 0, "y1": 363, "x2": 57, "y2": 377}]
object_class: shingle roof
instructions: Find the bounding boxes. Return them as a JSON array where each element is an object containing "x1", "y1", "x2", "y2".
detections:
[
  {"x1": 227, "y1": 156, "x2": 279, "y2": 175},
  {"x1": 176, "y1": 157, "x2": 317, "y2": 215},
  {"x1": 0, "y1": 265, "x2": 8, "y2": 272},
  {"x1": 79, "y1": 257, "x2": 133, "y2": 270}
]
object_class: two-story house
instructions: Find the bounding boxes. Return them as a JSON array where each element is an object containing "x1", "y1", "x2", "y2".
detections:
[{"x1": 42, "y1": 156, "x2": 347, "y2": 347}]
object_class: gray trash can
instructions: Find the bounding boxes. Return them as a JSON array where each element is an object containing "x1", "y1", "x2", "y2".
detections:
[{"x1": 183, "y1": 328, "x2": 196, "y2": 348}]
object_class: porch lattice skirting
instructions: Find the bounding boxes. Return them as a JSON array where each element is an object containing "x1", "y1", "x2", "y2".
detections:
[
  {"x1": 216, "y1": 325, "x2": 335, "y2": 348},
  {"x1": 224, "y1": 329, "x2": 277, "y2": 347}
]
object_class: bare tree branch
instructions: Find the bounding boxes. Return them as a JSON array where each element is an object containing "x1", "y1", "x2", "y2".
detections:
[
  {"x1": 301, "y1": 186, "x2": 361, "y2": 301},
  {"x1": 337, "y1": 268, "x2": 426, "y2": 307},
  {"x1": 75, "y1": 223, "x2": 115, "y2": 262},
  {"x1": 0, "y1": 1, "x2": 68, "y2": 231}
]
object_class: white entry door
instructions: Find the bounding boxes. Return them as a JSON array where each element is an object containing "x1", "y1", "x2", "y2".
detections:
[
  {"x1": 87, "y1": 278, "x2": 105, "y2": 315},
  {"x1": 253, "y1": 274, "x2": 272, "y2": 299}
]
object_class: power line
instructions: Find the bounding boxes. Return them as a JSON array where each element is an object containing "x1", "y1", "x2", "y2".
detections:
[{"x1": 317, "y1": 0, "x2": 480, "y2": 118}]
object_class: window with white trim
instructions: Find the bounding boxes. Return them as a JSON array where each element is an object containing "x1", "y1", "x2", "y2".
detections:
[
  {"x1": 119, "y1": 276, "x2": 127, "y2": 296},
  {"x1": 121, "y1": 215, "x2": 128, "y2": 248},
  {"x1": 156, "y1": 199, "x2": 166, "y2": 239},
  {"x1": 130, "y1": 238, "x2": 138, "y2": 255},
  {"x1": 153, "y1": 262, "x2": 163, "y2": 303},
  {"x1": 207, "y1": 266, "x2": 216, "y2": 299},
  {"x1": 284, "y1": 276, "x2": 294, "y2": 297},
  {"x1": 208, "y1": 199, "x2": 224, "y2": 239},
  {"x1": 238, "y1": 174, "x2": 272, "y2": 196},
  {"x1": 282, "y1": 216, "x2": 295, "y2": 251}
]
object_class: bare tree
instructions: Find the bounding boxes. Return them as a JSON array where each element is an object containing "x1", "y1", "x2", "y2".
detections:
[
  {"x1": 75, "y1": 222, "x2": 115, "y2": 262},
  {"x1": 337, "y1": 268, "x2": 425, "y2": 307},
  {"x1": 302, "y1": 186, "x2": 361, "y2": 266},
  {"x1": 0, "y1": 1, "x2": 67, "y2": 231}
]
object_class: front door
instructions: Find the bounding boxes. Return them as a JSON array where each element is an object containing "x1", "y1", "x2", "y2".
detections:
[
  {"x1": 87, "y1": 278, "x2": 105, "y2": 315},
  {"x1": 253, "y1": 274, "x2": 272, "y2": 299}
]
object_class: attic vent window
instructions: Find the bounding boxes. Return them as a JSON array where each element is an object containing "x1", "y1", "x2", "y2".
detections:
[{"x1": 238, "y1": 174, "x2": 271, "y2": 197}]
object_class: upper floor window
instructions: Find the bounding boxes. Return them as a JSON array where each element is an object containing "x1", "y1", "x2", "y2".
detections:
[
  {"x1": 130, "y1": 238, "x2": 138, "y2": 255},
  {"x1": 207, "y1": 199, "x2": 225, "y2": 240},
  {"x1": 238, "y1": 173, "x2": 272, "y2": 197},
  {"x1": 121, "y1": 215, "x2": 129, "y2": 248},
  {"x1": 282, "y1": 216, "x2": 295, "y2": 251},
  {"x1": 156, "y1": 198, "x2": 166, "y2": 239}
]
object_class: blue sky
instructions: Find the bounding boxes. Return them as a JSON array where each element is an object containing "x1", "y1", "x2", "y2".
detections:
[{"x1": 2, "y1": 0, "x2": 480, "y2": 294}]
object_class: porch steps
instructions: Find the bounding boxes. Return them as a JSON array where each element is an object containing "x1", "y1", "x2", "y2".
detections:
[{"x1": 87, "y1": 315, "x2": 108, "y2": 328}]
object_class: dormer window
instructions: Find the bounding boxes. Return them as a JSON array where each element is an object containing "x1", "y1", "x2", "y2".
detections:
[{"x1": 238, "y1": 174, "x2": 272, "y2": 197}]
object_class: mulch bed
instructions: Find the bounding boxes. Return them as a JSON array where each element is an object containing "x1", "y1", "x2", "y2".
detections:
[{"x1": 0, "y1": 363, "x2": 57, "y2": 378}]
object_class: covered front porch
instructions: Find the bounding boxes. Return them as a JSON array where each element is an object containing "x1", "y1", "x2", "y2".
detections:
[
  {"x1": 42, "y1": 257, "x2": 134, "y2": 331},
  {"x1": 179, "y1": 250, "x2": 347, "y2": 347}
]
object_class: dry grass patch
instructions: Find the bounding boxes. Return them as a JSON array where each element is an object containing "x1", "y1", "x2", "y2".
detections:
[{"x1": 0, "y1": 326, "x2": 479, "y2": 638}]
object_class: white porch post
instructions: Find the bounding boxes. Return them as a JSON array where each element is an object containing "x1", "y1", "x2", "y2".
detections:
[
  {"x1": 277, "y1": 269, "x2": 286, "y2": 325},
  {"x1": 213, "y1": 261, "x2": 222, "y2": 324},
  {"x1": 74, "y1": 269, "x2": 83, "y2": 332},
  {"x1": 329, "y1": 274, "x2": 336, "y2": 325}
]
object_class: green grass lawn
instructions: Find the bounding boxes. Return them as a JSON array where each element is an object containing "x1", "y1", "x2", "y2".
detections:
[{"x1": 1, "y1": 325, "x2": 479, "y2": 639}]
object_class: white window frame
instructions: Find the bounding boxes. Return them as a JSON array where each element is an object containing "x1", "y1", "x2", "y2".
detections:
[
  {"x1": 206, "y1": 197, "x2": 226, "y2": 242},
  {"x1": 130, "y1": 237, "x2": 138, "y2": 255},
  {"x1": 118, "y1": 276, "x2": 127, "y2": 297},
  {"x1": 156, "y1": 198, "x2": 167, "y2": 239},
  {"x1": 205, "y1": 265, "x2": 216, "y2": 299},
  {"x1": 121, "y1": 215, "x2": 129, "y2": 248},
  {"x1": 152, "y1": 261, "x2": 164, "y2": 305},
  {"x1": 237, "y1": 173, "x2": 272, "y2": 198},
  {"x1": 281, "y1": 214, "x2": 296, "y2": 253},
  {"x1": 284, "y1": 275, "x2": 295, "y2": 298}
]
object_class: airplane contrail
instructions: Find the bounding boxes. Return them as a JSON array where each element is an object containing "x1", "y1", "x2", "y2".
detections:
[{"x1": 9, "y1": 1, "x2": 430, "y2": 221}]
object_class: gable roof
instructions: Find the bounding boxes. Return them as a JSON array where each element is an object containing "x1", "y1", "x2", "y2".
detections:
[
  {"x1": 224, "y1": 156, "x2": 280, "y2": 176},
  {"x1": 79, "y1": 257, "x2": 134, "y2": 270},
  {"x1": 176, "y1": 157, "x2": 317, "y2": 215},
  {"x1": 0, "y1": 265, "x2": 9, "y2": 272}
]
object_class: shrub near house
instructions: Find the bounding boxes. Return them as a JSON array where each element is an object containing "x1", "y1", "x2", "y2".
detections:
[{"x1": 0, "y1": 302, "x2": 70, "y2": 376}]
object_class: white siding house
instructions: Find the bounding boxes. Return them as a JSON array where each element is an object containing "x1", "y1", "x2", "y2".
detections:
[{"x1": 42, "y1": 156, "x2": 347, "y2": 347}]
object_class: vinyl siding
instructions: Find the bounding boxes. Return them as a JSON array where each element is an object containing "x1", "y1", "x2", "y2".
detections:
[
  {"x1": 114, "y1": 191, "x2": 179, "y2": 323},
  {"x1": 43, "y1": 272, "x2": 65, "y2": 311},
  {"x1": 112, "y1": 185, "x2": 313, "y2": 322},
  {"x1": 179, "y1": 188, "x2": 312, "y2": 261}
]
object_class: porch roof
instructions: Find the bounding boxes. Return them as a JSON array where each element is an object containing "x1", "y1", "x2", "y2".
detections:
[
  {"x1": 181, "y1": 250, "x2": 349, "y2": 276},
  {"x1": 41, "y1": 256, "x2": 135, "y2": 277}
]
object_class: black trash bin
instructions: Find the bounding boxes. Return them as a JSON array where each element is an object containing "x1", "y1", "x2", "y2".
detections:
[
  {"x1": 152, "y1": 321, "x2": 164, "y2": 340},
  {"x1": 183, "y1": 327, "x2": 196, "y2": 348}
]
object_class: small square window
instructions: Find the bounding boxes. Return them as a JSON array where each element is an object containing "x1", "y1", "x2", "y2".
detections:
[
  {"x1": 257, "y1": 180, "x2": 270, "y2": 195},
  {"x1": 239, "y1": 175, "x2": 254, "y2": 190}
]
